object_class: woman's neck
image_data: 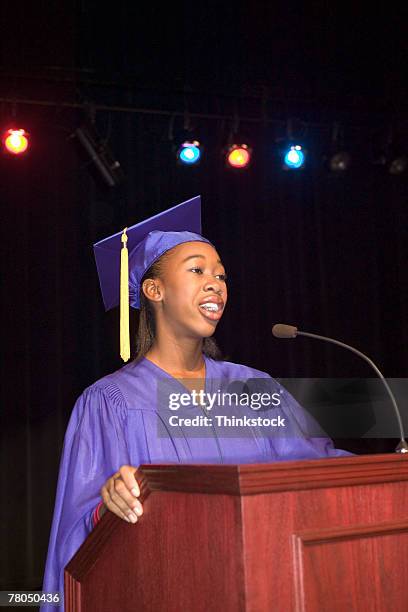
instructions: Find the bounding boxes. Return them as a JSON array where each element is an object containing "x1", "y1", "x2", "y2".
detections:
[{"x1": 145, "y1": 336, "x2": 205, "y2": 377}]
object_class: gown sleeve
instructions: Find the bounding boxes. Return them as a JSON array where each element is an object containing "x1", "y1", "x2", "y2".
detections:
[
  {"x1": 241, "y1": 369, "x2": 353, "y2": 460},
  {"x1": 267, "y1": 381, "x2": 354, "y2": 459},
  {"x1": 41, "y1": 383, "x2": 130, "y2": 611}
]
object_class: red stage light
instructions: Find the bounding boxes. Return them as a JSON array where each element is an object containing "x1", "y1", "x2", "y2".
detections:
[
  {"x1": 226, "y1": 144, "x2": 251, "y2": 169},
  {"x1": 4, "y1": 129, "x2": 29, "y2": 155}
]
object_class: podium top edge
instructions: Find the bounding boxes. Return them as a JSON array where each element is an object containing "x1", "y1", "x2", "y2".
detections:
[{"x1": 137, "y1": 453, "x2": 408, "y2": 497}]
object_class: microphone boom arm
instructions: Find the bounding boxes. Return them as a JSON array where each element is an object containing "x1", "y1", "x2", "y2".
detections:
[{"x1": 272, "y1": 324, "x2": 408, "y2": 453}]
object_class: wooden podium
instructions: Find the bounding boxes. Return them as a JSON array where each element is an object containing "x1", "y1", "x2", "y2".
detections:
[{"x1": 65, "y1": 454, "x2": 408, "y2": 612}]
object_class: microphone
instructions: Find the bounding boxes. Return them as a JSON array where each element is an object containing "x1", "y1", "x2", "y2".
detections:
[{"x1": 272, "y1": 323, "x2": 408, "y2": 453}]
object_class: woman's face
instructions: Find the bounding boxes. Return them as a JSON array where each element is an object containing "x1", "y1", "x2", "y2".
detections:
[{"x1": 149, "y1": 241, "x2": 228, "y2": 339}]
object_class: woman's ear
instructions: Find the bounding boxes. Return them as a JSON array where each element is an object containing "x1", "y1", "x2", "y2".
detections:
[{"x1": 142, "y1": 278, "x2": 162, "y2": 303}]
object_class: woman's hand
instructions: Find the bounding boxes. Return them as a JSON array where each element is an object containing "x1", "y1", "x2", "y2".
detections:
[{"x1": 100, "y1": 465, "x2": 143, "y2": 523}]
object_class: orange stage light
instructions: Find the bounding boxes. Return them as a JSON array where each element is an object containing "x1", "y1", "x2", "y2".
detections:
[
  {"x1": 226, "y1": 144, "x2": 251, "y2": 169},
  {"x1": 4, "y1": 129, "x2": 29, "y2": 155}
]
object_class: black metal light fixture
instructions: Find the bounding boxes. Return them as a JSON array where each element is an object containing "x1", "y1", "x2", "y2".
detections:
[
  {"x1": 328, "y1": 123, "x2": 351, "y2": 173},
  {"x1": 74, "y1": 124, "x2": 124, "y2": 187}
]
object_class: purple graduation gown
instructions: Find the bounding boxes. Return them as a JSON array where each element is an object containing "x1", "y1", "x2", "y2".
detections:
[{"x1": 41, "y1": 356, "x2": 351, "y2": 610}]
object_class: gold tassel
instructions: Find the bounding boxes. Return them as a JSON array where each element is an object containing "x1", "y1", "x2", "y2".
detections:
[{"x1": 120, "y1": 228, "x2": 130, "y2": 362}]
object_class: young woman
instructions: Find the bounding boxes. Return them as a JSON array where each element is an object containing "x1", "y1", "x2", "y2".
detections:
[{"x1": 41, "y1": 196, "x2": 351, "y2": 609}]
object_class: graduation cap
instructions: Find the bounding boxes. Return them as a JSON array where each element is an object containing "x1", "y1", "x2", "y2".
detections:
[{"x1": 93, "y1": 195, "x2": 212, "y2": 361}]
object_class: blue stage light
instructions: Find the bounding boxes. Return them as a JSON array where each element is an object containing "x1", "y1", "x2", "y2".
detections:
[
  {"x1": 283, "y1": 145, "x2": 305, "y2": 169},
  {"x1": 178, "y1": 141, "x2": 201, "y2": 165}
]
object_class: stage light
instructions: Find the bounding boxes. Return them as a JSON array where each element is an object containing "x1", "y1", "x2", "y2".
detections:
[
  {"x1": 177, "y1": 140, "x2": 201, "y2": 165},
  {"x1": 329, "y1": 151, "x2": 351, "y2": 173},
  {"x1": 283, "y1": 145, "x2": 305, "y2": 169},
  {"x1": 226, "y1": 144, "x2": 251, "y2": 169},
  {"x1": 370, "y1": 126, "x2": 407, "y2": 175},
  {"x1": 389, "y1": 156, "x2": 408, "y2": 175},
  {"x1": 4, "y1": 128, "x2": 29, "y2": 155},
  {"x1": 327, "y1": 124, "x2": 351, "y2": 173}
]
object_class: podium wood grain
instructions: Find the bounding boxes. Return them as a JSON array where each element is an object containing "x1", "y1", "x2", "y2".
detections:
[{"x1": 65, "y1": 454, "x2": 408, "y2": 611}]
